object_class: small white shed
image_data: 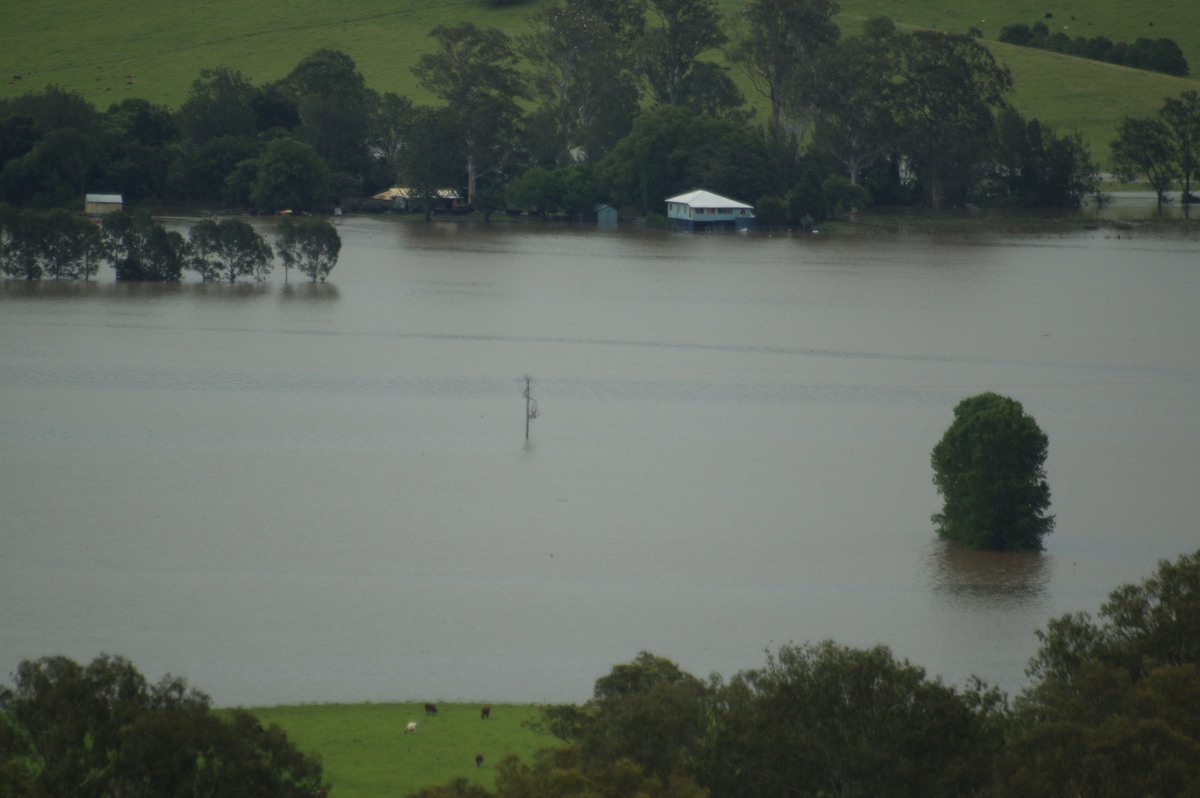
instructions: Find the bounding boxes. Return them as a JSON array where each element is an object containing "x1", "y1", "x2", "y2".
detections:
[{"x1": 85, "y1": 193, "x2": 123, "y2": 216}]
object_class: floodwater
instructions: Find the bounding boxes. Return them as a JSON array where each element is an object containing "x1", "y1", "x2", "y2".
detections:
[{"x1": 2, "y1": 217, "x2": 1198, "y2": 707}]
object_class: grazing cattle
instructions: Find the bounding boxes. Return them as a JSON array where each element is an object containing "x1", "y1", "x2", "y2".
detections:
[
  {"x1": 475, "y1": 754, "x2": 484, "y2": 768},
  {"x1": 424, "y1": 703, "x2": 438, "y2": 715},
  {"x1": 480, "y1": 705, "x2": 490, "y2": 720},
  {"x1": 404, "y1": 721, "x2": 418, "y2": 733}
]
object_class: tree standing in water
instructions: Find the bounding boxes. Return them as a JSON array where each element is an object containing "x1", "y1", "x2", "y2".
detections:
[{"x1": 931, "y1": 392, "x2": 1054, "y2": 551}]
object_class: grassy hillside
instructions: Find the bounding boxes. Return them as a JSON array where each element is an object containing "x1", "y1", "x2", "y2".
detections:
[
  {"x1": 241, "y1": 701, "x2": 550, "y2": 798},
  {"x1": 3, "y1": 0, "x2": 1198, "y2": 163}
]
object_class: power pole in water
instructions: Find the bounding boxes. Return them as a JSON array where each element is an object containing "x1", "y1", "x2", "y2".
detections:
[{"x1": 523, "y1": 376, "x2": 539, "y2": 440}]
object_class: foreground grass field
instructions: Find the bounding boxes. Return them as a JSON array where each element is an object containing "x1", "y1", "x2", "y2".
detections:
[
  {"x1": 240, "y1": 702, "x2": 551, "y2": 798},
  {"x1": 2, "y1": 0, "x2": 1199, "y2": 161}
]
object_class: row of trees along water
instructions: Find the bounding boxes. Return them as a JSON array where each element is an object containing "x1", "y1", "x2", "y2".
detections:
[
  {"x1": 3, "y1": 548, "x2": 1198, "y2": 797},
  {"x1": 0, "y1": 206, "x2": 340, "y2": 282},
  {"x1": 11, "y1": 0, "x2": 1200, "y2": 225}
]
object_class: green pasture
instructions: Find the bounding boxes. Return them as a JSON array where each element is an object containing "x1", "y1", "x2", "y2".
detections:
[
  {"x1": 239, "y1": 702, "x2": 551, "y2": 798},
  {"x1": 3, "y1": 0, "x2": 1199, "y2": 163}
]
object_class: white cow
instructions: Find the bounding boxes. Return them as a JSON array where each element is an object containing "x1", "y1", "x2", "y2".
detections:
[{"x1": 404, "y1": 721, "x2": 418, "y2": 733}]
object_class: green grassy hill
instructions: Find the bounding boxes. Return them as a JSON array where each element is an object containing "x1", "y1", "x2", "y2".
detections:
[
  {"x1": 3, "y1": 0, "x2": 1198, "y2": 163},
  {"x1": 241, "y1": 702, "x2": 550, "y2": 798}
]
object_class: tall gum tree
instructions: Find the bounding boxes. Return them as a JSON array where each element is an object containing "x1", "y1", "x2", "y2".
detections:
[
  {"x1": 893, "y1": 31, "x2": 1012, "y2": 212},
  {"x1": 413, "y1": 23, "x2": 525, "y2": 206}
]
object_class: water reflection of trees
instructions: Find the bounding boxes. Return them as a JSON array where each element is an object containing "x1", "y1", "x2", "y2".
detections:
[
  {"x1": 280, "y1": 282, "x2": 340, "y2": 301},
  {"x1": 925, "y1": 541, "x2": 1050, "y2": 609}
]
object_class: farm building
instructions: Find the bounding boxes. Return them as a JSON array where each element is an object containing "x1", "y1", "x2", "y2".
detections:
[
  {"x1": 84, "y1": 193, "x2": 123, "y2": 216},
  {"x1": 371, "y1": 187, "x2": 461, "y2": 212},
  {"x1": 665, "y1": 190, "x2": 754, "y2": 232},
  {"x1": 591, "y1": 203, "x2": 619, "y2": 227}
]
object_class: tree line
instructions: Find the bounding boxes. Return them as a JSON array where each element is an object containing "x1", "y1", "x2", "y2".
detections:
[
  {"x1": 2, "y1": 0, "x2": 1146, "y2": 223},
  {"x1": 4, "y1": 549, "x2": 1197, "y2": 797},
  {"x1": 997, "y1": 20, "x2": 1189, "y2": 77},
  {"x1": 0, "y1": 206, "x2": 340, "y2": 282}
]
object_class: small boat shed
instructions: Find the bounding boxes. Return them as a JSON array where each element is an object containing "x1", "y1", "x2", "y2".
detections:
[
  {"x1": 665, "y1": 189, "x2": 755, "y2": 232},
  {"x1": 84, "y1": 193, "x2": 123, "y2": 217}
]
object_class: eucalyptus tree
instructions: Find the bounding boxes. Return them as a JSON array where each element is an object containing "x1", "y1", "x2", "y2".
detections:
[
  {"x1": 368, "y1": 91, "x2": 414, "y2": 185},
  {"x1": 892, "y1": 31, "x2": 1012, "y2": 212},
  {"x1": 637, "y1": 0, "x2": 740, "y2": 115},
  {"x1": 804, "y1": 34, "x2": 898, "y2": 186},
  {"x1": 188, "y1": 217, "x2": 272, "y2": 283},
  {"x1": 1158, "y1": 90, "x2": 1200, "y2": 203},
  {"x1": 1111, "y1": 116, "x2": 1176, "y2": 207},
  {"x1": 275, "y1": 215, "x2": 341, "y2": 283},
  {"x1": 727, "y1": 0, "x2": 840, "y2": 139},
  {"x1": 414, "y1": 23, "x2": 525, "y2": 206},
  {"x1": 99, "y1": 209, "x2": 186, "y2": 281},
  {"x1": 520, "y1": 1, "x2": 640, "y2": 163}
]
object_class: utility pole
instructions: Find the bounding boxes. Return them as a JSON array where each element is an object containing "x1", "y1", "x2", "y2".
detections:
[{"x1": 522, "y1": 375, "x2": 539, "y2": 440}]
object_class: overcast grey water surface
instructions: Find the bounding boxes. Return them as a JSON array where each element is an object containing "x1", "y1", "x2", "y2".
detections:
[{"x1": 2, "y1": 218, "x2": 1198, "y2": 707}]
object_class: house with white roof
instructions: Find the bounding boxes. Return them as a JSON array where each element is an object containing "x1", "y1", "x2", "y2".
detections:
[{"x1": 665, "y1": 189, "x2": 755, "y2": 232}]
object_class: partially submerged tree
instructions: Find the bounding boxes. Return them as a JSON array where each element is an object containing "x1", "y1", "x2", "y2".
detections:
[
  {"x1": 275, "y1": 215, "x2": 341, "y2": 283},
  {"x1": 188, "y1": 217, "x2": 273, "y2": 283},
  {"x1": 1111, "y1": 116, "x2": 1176, "y2": 206},
  {"x1": 931, "y1": 392, "x2": 1054, "y2": 551}
]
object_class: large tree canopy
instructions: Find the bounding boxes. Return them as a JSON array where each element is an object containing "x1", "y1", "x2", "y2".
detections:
[
  {"x1": 931, "y1": 392, "x2": 1054, "y2": 551},
  {"x1": 0, "y1": 654, "x2": 327, "y2": 798}
]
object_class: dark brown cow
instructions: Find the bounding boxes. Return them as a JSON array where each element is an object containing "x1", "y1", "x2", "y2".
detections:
[
  {"x1": 475, "y1": 754, "x2": 484, "y2": 767},
  {"x1": 480, "y1": 705, "x2": 490, "y2": 720},
  {"x1": 424, "y1": 703, "x2": 438, "y2": 715}
]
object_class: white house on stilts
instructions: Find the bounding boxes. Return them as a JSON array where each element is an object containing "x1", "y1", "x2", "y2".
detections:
[{"x1": 665, "y1": 189, "x2": 755, "y2": 232}]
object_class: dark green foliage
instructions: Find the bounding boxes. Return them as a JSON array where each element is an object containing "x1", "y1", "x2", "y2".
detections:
[
  {"x1": 728, "y1": 0, "x2": 840, "y2": 137},
  {"x1": 188, "y1": 216, "x2": 273, "y2": 282},
  {"x1": 413, "y1": 23, "x2": 525, "y2": 205},
  {"x1": 100, "y1": 209, "x2": 186, "y2": 281},
  {"x1": 705, "y1": 642, "x2": 1000, "y2": 798},
  {"x1": 862, "y1": 15, "x2": 895, "y2": 40},
  {"x1": 1111, "y1": 115, "x2": 1176, "y2": 204},
  {"x1": 983, "y1": 106, "x2": 1099, "y2": 207},
  {"x1": 0, "y1": 654, "x2": 326, "y2": 798},
  {"x1": 282, "y1": 49, "x2": 374, "y2": 175},
  {"x1": 251, "y1": 137, "x2": 331, "y2": 212},
  {"x1": 275, "y1": 215, "x2": 341, "y2": 282},
  {"x1": 1158, "y1": 90, "x2": 1200, "y2": 201},
  {"x1": 507, "y1": 164, "x2": 598, "y2": 218},
  {"x1": 0, "y1": 208, "x2": 99, "y2": 280},
  {"x1": 0, "y1": 127, "x2": 98, "y2": 208},
  {"x1": 994, "y1": 22, "x2": 1188, "y2": 77},
  {"x1": 893, "y1": 31, "x2": 1013, "y2": 212},
  {"x1": 638, "y1": 0, "x2": 740, "y2": 115},
  {"x1": 595, "y1": 105, "x2": 770, "y2": 213},
  {"x1": 753, "y1": 194, "x2": 787, "y2": 227},
  {"x1": 177, "y1": 67, "x2": 260, "y2": 145},
  {"x1": 999, "y1": 550, "x2": 1200, "y2": 796},
  {"x1": 931, "y1": 392, "x2": 1054, "y2": 552},
  {"x1": 786, "y1": 170, "x2": 828, "y2": 225}
]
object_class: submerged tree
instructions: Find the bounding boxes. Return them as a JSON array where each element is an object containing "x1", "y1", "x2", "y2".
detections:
[
  {"x1": 275, "y1": 215, "x2": 341, "y2": 283},
  {"x1": 188, "y1": 217, "x2": 273, "y2": 283},
  {"x1": 931, "y1": 392, "x2": 1054, "y2": 551}
]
